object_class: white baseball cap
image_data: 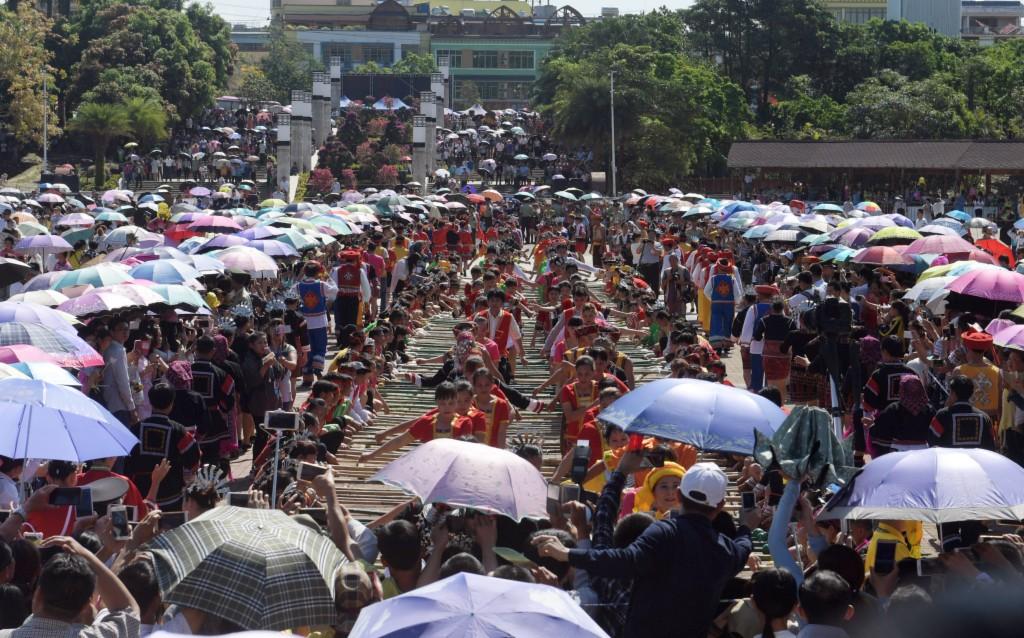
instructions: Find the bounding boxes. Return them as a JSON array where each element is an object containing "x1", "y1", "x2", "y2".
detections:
[{"x1": 679, "y1": 462, "x2": 727, "y2": 507}]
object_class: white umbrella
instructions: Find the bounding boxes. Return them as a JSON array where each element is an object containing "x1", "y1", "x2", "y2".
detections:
[
  {"x1": 369, "y1": 439, "x2": 546, "y2": 521},
  {"x1": 903, "y1": 276, "x2": 956, "y2": 303}
]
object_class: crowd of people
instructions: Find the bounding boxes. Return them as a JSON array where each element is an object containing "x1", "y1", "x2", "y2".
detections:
[{"x1": 1, "y1": 159, "x2": 1024, "y2": 638}]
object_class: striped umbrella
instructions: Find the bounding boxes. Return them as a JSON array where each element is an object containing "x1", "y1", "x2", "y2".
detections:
[
  {"x1": 148, "y1": 506, "x2": 346, "y2": 631},
  {"x1": 0, "y1": 322, "x2": 103, "y2": 368}
]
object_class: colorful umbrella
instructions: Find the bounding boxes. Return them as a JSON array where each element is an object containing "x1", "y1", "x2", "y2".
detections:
[
  {"x1": 129, "y1": 260, "x2": 201, "y2": 285},
  {"x1": 0, "y1": 322, "x2": 102, "y2": 368},
  {"x1": 10, "y1": 361, "x2": 81, "y2": 387},
  {"x1": 149, "y1": 284, "x2": 208, "y2": 311},
  {"x1": 866, "y1": 226, "x2": 922, "y2": 246},
  {"x1": 903, "y1": 235, "x2": 976, "y2": 256},
  {"x1": 54, "y1": 265, "x2": 132, "y2": 291},
  {"x1": 851, "y1": 246, "x2": 913, "y2": 266},
  {"x1": 948, "y1": 268, "x2": 1024, "y2": 303},
  {"x1": 188, "y1": 215, "x2": 243, "y2": 234}
]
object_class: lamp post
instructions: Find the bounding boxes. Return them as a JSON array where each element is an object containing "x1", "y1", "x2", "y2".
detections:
[{"x1": 609, "y1": 70, "x2": 617, "y2": 198}]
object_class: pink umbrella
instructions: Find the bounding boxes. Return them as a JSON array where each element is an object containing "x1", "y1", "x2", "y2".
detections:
[
  {"x1": 214, "y1": 246, "x2": 279, "y2": 279},
  {"x1": 949, "y1": 268, "x2": 1024, "y2": 303},
  {"x1": 189, "y1": 186, "x2": 212, "y2": 197},
  {"x1": 836, "y1": 227, "x2": 873, "y2": 248},
  {"x1": 187, "y1": 215, "x2": 243, "y2": 234},
  {"x1": 58, "y1": 291, "x2": 139, "y2": 317},
  {"x1": 95, "y1": 283, "x2": 167, "y2": 307},
  {"x1": 993, "y1": 324, "x2": 1024, "y2": 349},
  {"x1": 852, "y1": 246, "x2": 913, "y2": 266},
  {"x1": 904, "y1": 235, "x2": 976, "y2": 257},
  {"x1": 967, "y1": 249, "x2": 997, "y2": 265},
  {"x1": 0, "y1": 345, "x2": 60, "y2": 365}
]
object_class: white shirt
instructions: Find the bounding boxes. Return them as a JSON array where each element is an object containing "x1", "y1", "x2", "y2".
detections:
[{"x1": 483, "y1": 308, "x2": 521, "y2": 349}]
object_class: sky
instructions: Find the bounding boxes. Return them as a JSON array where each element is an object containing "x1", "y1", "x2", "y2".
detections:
[{"x1": 201, "y1": 0, "x2": 695, "y2": 29}]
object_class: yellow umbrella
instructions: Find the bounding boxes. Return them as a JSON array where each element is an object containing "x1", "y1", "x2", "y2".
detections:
[
  {"x1": 219, "y1": 184, "x2": 234, "y2": 193},
  {"x1": 11, "y1": 211, "x2": 38, "y2": 224},
  {"x1": 260, "y1": 198, "x2": 287, "y2": 208},
  {"x1": 481, "y1": 189, "x2": 503, "y2": 203},
  {"x1": 1013, "y1": 304, "x2": 1024, "y2": 321}
]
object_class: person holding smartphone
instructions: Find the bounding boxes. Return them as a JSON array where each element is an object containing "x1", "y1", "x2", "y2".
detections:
[
  {"x1": 241, "y1": 332, "x2": 284, "y2": 458},
  {"x1": 26, "y1": 461, "x2": 82, "y2": 538}
]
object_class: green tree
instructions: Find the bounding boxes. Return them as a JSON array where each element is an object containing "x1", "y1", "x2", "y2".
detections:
[
  {"x1": 543, "y1": 43, "x2": 747, "y2": 187},
  {"x1": 238, "y1": 67, "x2": 278, "y2": 106},
  {"x1": 0, "y1": 5, "x2": 62, "y2": 147},
  {"x1": 844, "y1": 70, "x2": 975, "y2": 139},
  {"x1": 260, "y1": 27, "x2": 322, "y2": 103},
  {"x1": 458, "y1": 80, "x2": 481, "y2": 106},
  {"x1": 769, "y1": 75, "x2": 847, "y2": 139},
  {"x1": 185, "y1": 2, "x2": 235, "y2": 89},
  {"x1": 122, "y1": 96, "x2": 168, "y2": 148},
  {"x1": 70, "y1": 3, "x2": 222, "y2": 120},
  {"x1": 390, "y1": 53, "x2": 437, "y2": 75},
  {"x1": 352, "y1": 61, "x2": 389, "y2": 74},
  {"x1": 69, "y1": 101, "x2": 129, "y2": 188},
  {"x1": 683, "y1": 0, "x2": 840, "y2": 123}
]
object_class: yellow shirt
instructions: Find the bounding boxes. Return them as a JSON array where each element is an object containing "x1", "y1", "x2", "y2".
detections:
[
  {"x1": 958, "y1": 362, "x2": 1001, "y2": 414},
  {"x1": 865, "y1": 521, "x2": 922, "y2": 571}
]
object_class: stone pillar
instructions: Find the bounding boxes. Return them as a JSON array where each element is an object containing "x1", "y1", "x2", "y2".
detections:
[
  {"x1": 292, "y1": 90, "x2": 312, "y2": 173},
  {"x1": 412, "y1": 115, "x2": 426, "y2": 195},
  {"x1": 313, "y1": 72, "x2": 331, "y2": 148},
  {"x1": 330, "y1": 56, "x2": 342, "y2": 116},
  {"x1": 438, "y1": 58, "x2": 451, "y2": 114},
  {"x1": 431, "y1": 69, "x2": 446, "y2": 130},
  {"x1": 420, "y1": 91, "x2": 436, "y2": 177},
  {"x1": 276, "y1": 113, "x2": 291, "y2": 196}
]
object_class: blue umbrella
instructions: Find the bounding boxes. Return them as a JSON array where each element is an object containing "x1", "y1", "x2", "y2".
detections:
[
  {"x1": 129, "y1": 260, "x2": 201, "y2": 284},
  {"x1": 599, "y1": 378, "x2": 785, "y2": 454},
  {"x1": 10, "y1": 361, "x2": 81, "y2": 387},
  {"x1": 349, "y1": 572, "x2": 607, "y2": 638},
  {"x1": 944, "y1": 209, "x2": 972, "y2": 223},
  {"x1": 719, "y1": 201, "x2": 757, "y2": 218},
  {"x1": 821, "y1": 247, "x2": 856, "y2": 263},
  {"x1": 743, "y1": 224, "x2": 779, "y2": 240},
  {"x1": 245, "y1": 239, "x2": 299, "y2": 258},
  {"x1": 813, "y1": 203, "x2": 845, "y2": 213},
  {"x1": 0, "y1": 378, "x2": 138, "y2": 461}
]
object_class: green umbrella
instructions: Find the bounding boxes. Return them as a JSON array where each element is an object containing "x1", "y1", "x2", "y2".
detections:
[
  {"x1": 61, "y1": 228, "x2": 94, "y2": 244},
  {"x1": 148, "y1": 506, "x2": 346, "y2": 631},
  {"x1": 149, "y1": 284, "x2": 208, "y2": 311},
  {"x1": 276, "y1": 228, "x2": 318, "y2": 251}
]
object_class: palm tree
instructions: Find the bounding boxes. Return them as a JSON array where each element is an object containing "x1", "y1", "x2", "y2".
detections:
[
  {"x1": 69, "y1": 101, "x2": 130, "y2": 189},
  {"x1": 122, "y1": 96, "x2": 168, "y2": 149}
]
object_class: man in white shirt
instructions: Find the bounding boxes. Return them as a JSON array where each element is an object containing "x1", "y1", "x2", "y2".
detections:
[{"x1": 0, "y1": 456, "x2": 21, "y2": 508}]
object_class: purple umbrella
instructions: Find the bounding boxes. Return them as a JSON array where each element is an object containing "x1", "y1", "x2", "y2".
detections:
[
  {"x1": 22, "y1": 271, "x2": 67, "y2": 292},
  {"x1": 55, "y1": 213, "x2": 96, "y2": 228},
  {"x1": 350, "y1": 572, "x2": 607, "y2": 638},
  {"x1": 992, "y1": 324, "x2": 1024, "y2": 349},
  {"x1": 58, "y1": 291, "x2": 139, "y2": 317},
  {"x1": 836, "y1": 227, "x2": 873, "y2": 248},
  {"x1": 245, "y1": 239, "x2": 299, "y2": 258},
  {"x1": 237, "y1": 225, "x2": 285, "y2": 240},
  {"x1": 949, "y1": 268, "x2": 1024, "y2": 303},
  {"x1": 904, "y1": 235, "x2": 976, "y2": 257},
  {"x1": 0, "y1": 302, "x2": 78, "y2": 336},
  {"x1": 820, "y1": 447, "x2": 1024, "y2": 523},
  {"x1": 16, "y1": 235, "x2": 73, "y2": 255},
  {"x1": 341, "y1": 190, "x2": 364, "y2": 203},
  {"x1": 370, "y1": 438, "x2": 546, "y2": 520},
  {"x1": 189, "y1": 186, "x2": 212, "y2": 197},
  {"x1": 195, "y1": 234, "x2": 247, "y2": 253}
]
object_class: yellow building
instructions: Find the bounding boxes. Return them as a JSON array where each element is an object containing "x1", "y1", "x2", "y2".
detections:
[{"x1": 820, "y1": 0, "x2": 887, "y2": 24}]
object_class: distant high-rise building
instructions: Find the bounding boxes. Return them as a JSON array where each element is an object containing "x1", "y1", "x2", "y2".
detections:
[
  {"x1": 887, "y1": 0, "x2": 962, "y2": 35},
  {"x1": 820, "y1": 0, "x2": 887, "y2": 25}
]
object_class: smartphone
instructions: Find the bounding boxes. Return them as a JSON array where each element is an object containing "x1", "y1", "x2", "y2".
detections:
[
  {"x1": 0, "y1": 511, "x2": 9, "y2": 523},
  {"x1": 158, "y1": 511, "x2": 189, "y2": 531},
  {"x1": 742, "y1": 492, "x2": 756, "y2": 510},
  {"x1": 228, "y1": 492, "x2": 250, "y2": 507},
  {"x1": 138, "y1": 339, "x2": 151, "y2": 356},
  {"x1": 109, "y1": 506, "x2": 131, "y2": 541},
  {"x1": 124, "y1": 505, "x2": 138, "y2": 522},
  {"x1": 546, "y1": 483, "x2": 561, "y2": 518},
  {"x1": 23, "y1": 532, "x2": 43, "y2": 543},
  {"x1": 560, "y1": 483, "x2": 580, "y2": 504},
  {"x1": 299, "y1": 462, "x2": 328, "y2": 481},
  {"x1": 264, "y1": 410, "x2": 300, "y2": 431},
  {"x1": 77, "y1": 488, "x2": 93, "y2": 517},
  {"x1": 494, "y1": 546, "x2": 536, "y2": 567},
  {"x1": 627, "y1": 433, "x2": 644, "y2": 452},
  {"x1": 978, "y1": 535, "x2": 1004, "y2": 543},
  {"x1": 50, "y1": 487, "x2": 82, "y2": 506},
  {"x1": 875, "y1": 540, "x2": 898, "y2": 574}
]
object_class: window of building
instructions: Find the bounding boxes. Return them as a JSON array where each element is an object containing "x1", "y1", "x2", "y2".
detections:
[
  {"x1": 363, "y1": 45, "x2": 393, "y2": 65},
  {"x1": 843, "y1": 8, "x2": 885, "y2": 24},
  {"x1": 472, "y1": 50, "x2": 499, "y2": 68},
  {"x1": 506, "y1": 51, "x2": 534, "y2": 69},
  {"x1": 323, "y1": 44, "x2": 353, "y2": 67},
  {"x1": 435, "y1": 49, "x2": 463, "y2": 68}
]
